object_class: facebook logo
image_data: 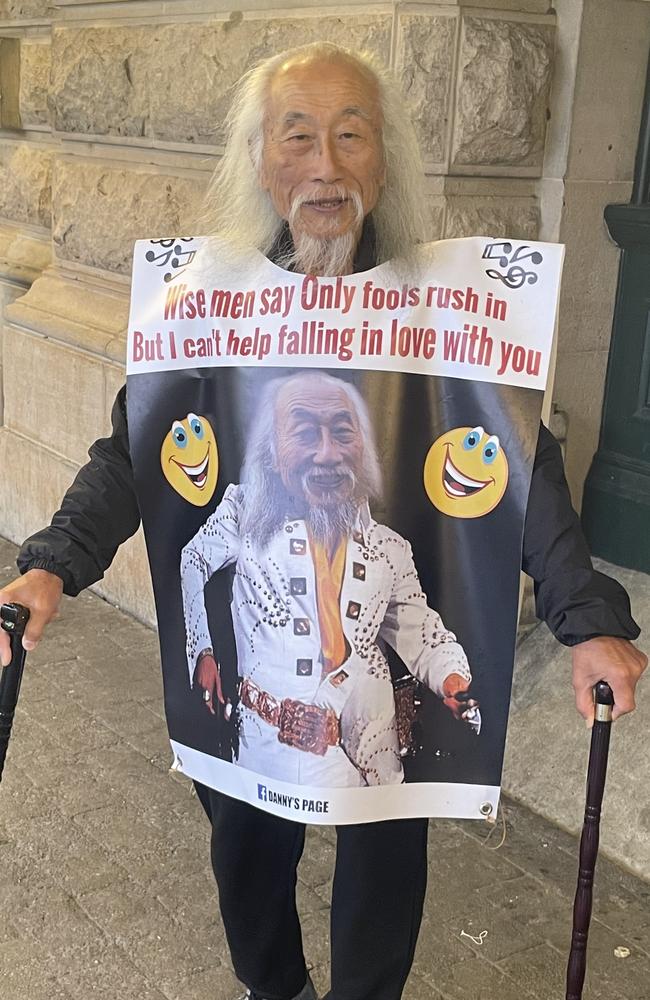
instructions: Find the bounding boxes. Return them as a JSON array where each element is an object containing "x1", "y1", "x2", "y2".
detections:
[{"x1": 257, "y1": 783, "x2": 268, "y2": 802}]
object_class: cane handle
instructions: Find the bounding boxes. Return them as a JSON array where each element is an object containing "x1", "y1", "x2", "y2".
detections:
[
  {"x1": 594, "y1": 681, "x2": 614, "y2": 707},
  {"x1": 0, "y1": 603, "x2": 30, "y2": 638}
]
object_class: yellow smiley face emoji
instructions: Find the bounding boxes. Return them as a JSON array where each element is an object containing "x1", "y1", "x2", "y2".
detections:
[
  {"x1": 160, "y1": 413, "x2": 218, "y2": 506},
  {"x1": 424, "y1": 426, "x2": 508, "y2": 518}
]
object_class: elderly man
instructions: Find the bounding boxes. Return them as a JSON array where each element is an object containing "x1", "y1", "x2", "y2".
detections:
[
  {"x1": 0, "y1": 40, "x2": 646, "y2": 1000},
  {"x1": 181, "y1": 371, "x2": 473, "y2": 787}
]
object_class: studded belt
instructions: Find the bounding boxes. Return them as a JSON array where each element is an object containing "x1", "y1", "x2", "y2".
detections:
[{"x1": 240, "y1": 678, "x2": 340, "y2": 756}]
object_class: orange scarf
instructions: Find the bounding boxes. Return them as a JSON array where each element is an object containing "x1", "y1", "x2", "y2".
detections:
[{"x1": 308, "y1": 534, "x2": 348, "y2": 676}]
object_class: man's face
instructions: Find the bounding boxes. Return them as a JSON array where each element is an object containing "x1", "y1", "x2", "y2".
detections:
[
  {"x1": 274, "y1": 380, "x2": 364, "y2": 508},
  {"x1": 260, "y1": 58, "x2": 385, "y2": 242}
]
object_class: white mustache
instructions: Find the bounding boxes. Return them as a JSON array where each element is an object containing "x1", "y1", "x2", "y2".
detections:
[
  {"x1": 302, "y1": 465, "x2": 356, "y2": 489},
  {"x1": 289, "y1": 187, "x2": 363, "y2": 223}
]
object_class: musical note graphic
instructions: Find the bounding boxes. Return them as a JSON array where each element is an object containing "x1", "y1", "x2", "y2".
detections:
[
  {"x1": 145, "y1": 238, "x2": 197, "y2": 282},
  {"x1": 482, "y1": 241, "x2": 543, "y2": 290},
  {"x1": 481, "y1": 241, "x2": 513, "y2": 268}
]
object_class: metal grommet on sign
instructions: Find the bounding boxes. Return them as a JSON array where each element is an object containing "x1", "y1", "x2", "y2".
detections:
[{"x1": 480, "y1": 802, "x2": 493, "y2": 817}]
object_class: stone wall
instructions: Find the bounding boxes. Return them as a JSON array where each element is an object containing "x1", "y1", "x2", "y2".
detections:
[{"x1": 0, "y1": 0, "x2": 560, "y2": 623}]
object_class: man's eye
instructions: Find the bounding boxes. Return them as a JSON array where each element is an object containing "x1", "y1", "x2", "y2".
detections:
[
  {"x1": 286, "y1": 134, "x2": 311, "y2": 143},
  {"x1": 334, "y1": 428, "x2": 354, "y2": 442},
  {"x1": 339, "y1": 132, "x2": 360, "y2": 140},
  {"x1": 296, "y1": 427, "x2": 318, "y2": 443}
]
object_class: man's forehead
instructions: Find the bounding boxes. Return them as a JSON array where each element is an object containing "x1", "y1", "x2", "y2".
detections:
[
  {"x1": 265, "y1": 58, "x2": 381, "y2": 124},
  {"x1": 281, "y1": 106, "x2": 372, "y2": 127},
  {"x1": 276, "y1": 380, "x2": 358, "y2": 420}
]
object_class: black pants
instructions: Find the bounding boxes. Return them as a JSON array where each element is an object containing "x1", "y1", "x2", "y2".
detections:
[{"x1": 195, "y1": 784, "x2": 429, "y2": 1000}]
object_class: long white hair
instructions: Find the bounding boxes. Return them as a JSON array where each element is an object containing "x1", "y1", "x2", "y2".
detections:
[
  {"x1": 201, "y1": 42, "x2": 428, "y2": 265},
  {"x1": 240, "y1": 372, "x2": 383, "y2": 546}
]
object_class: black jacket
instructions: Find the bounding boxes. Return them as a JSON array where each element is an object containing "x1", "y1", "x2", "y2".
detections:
[{"x1": 16, "y1": 224, "x2": 641, "y2": 647}]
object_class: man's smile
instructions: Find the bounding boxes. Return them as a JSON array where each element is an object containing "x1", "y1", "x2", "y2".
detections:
[
  {"x1": 306, "y1": 471, "x2": 349, "y2": 491},
  {"x1": 303, "y1": 196, "x2": 350, "y2": 213}
]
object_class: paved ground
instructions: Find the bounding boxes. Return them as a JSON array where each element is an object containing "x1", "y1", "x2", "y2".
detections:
[{"x1": 0, "y1": 536, "x2": 649, "y2": 1000}]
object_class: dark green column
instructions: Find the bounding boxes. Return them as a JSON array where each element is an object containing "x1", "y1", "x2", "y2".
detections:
[{"x1": 581, "y1": 53, "x2": 650, "y2": 572}]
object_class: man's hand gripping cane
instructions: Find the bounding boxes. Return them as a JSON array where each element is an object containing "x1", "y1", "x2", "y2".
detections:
[{"x1": 0, "y1": 569, "x2": 63, "y2": 668}]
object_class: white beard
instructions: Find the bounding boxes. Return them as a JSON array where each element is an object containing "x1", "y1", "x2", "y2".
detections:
[
  {"x1": 291, "y1": 230, "x2": 357, "y2": 277},
  {"x1": 278, "y1": 187, "x2": 365, "y2": 276}
]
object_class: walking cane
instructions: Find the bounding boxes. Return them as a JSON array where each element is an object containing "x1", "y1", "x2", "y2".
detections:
[
  {"x1": 565, "y1": 681, "x2": 615, "y2": 1000},
  {"x1": 0, "y1": 603, "x2": 30, "y2": 782}
]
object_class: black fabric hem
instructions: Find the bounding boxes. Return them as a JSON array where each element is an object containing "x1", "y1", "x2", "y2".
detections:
[
  {"x1": 17, "y1": 555, "x2": 80, "y2": 597},
  {"x1": 553, "y1": 621, "x2": 641, "y2": 648}
]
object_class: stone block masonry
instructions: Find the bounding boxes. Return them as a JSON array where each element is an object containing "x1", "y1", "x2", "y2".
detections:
[
  {"x1": 18, "y1": 37, "x2": 50, "y2": 129},
  {"x1": 0, "y1": 142, "x2": 51, "y2": 228},
  {"x1": 51, "y1": 158, "x2": 207, "y2": 274},
  {"x1": 452, "y1": 15, "x2": 554, "y2": 170}
]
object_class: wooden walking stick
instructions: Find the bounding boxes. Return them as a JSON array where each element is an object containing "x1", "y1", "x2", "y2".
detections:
[
  {"x1": 0, "y1": 603, "x2": 30, "y2": 783},
  {"x1": 565, "y1": 681, "x2": 615, "y2": 1000}
]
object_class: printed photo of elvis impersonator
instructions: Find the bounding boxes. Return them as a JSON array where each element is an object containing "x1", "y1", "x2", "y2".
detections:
[{"x1": 180, "y1": 371, "x2": 478, "y2": 788}]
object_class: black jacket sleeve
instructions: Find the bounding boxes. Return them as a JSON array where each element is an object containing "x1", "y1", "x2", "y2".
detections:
[
  {"x1": 522, "y1": 423, "x2": 640, "y2": 646},
  {"x1": 17, "y1": 385, "x2": 141, "y2": 597}
]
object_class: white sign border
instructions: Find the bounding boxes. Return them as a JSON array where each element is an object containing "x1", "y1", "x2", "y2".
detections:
[{"x1": 170, "y1": 739, "x2": 501, "y2": 826}]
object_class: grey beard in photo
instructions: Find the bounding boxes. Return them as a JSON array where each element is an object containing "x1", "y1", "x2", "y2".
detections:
[
  {"x1": 301, "y1": 465, "x2": 359, "y2": 547},
  {"x1": 304, "y1": 500, "x2": 359, "y2": 548}
]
